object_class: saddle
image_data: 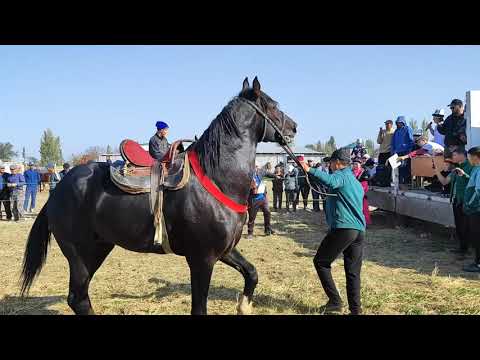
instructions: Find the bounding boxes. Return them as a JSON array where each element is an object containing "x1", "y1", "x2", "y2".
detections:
[
  {"x1": 110, "y1": 138, "x2": 194, "y2": 252},
  {"x1": 111, "y1": 139, "x2": 192, "y2": 194}
]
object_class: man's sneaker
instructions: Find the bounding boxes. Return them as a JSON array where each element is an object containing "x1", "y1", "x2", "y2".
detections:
[
  {"x1": 349, "y1": 308, "x2": 363, "y2": 315},
  {"x1": 265, "y1": 229, "x2": 276, "y2": 236},
  {"x1": 450, "y1": 248, "x2": 469, "y2": 255},
  {"x1": 322, "y1": 300, "x2": 343, "y2": 314},
  {"x1": 246, "y1": 234, "x2": 254, "y2": 240},
  {"x1": 463, "y1": 263, "x2": 480, "y2": 273}
]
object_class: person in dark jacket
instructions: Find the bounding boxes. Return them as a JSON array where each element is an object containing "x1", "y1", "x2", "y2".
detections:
[
  {"x1": 23, "y1": 162, "x2": 40, "y2": 213},
  {"x1": 284, "y1": 164, "x2": 299, "y2": 212},
  {"x1": 461, "y1": 146, "x2": 480, "y2": 272},
  {"x1": 434, "y1": 146, "x2": 473, "y2": 258},
  {"x1": 300, "y1": 148, "x2": 366, "y2": 315},
  {"x1": 247, "y1": 166, "x2": 276, "y2": 239},
  {"x1": 7, "y1": 165, "x2": 26, "y2": 221},
  {"x1": 0, "y1": 165, "x2": 12, "y2": 220},
  {"x1": 391, "y1": 116, "x2": 415, "y2": 185},
  {"x1": 149, "y1": 121, "x2": 171, "y2": 160},
  {"x1": 296, "y1": 157, "x2": 311, "y2": 210},
  {"x1": 436, "y1": 99, "x2": 467, "y2": 149},
  {"x1": 272, "y1": 165, "x2": 284, "y2": 211},
  {"x1": 351, "y1": 139, "x2": 367, "y2": 160},
  {"x1": 310, "y1": 162, "x2": 323, "y2": 212},
  {"x1": 59, "y1": 163, "x2": 71, "y2": 179},
  {"x1": 47, "y1": 163, "x2": 60, "y2": 195}
]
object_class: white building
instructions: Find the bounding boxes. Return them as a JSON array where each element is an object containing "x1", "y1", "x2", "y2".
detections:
[{"x1": 255, "y1": 143, "x2": 326, "y2": 168}]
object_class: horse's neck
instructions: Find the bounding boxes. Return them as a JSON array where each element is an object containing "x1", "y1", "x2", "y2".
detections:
[{"x1": 211, "y1": 139, "x2": 257, "y2": 204}]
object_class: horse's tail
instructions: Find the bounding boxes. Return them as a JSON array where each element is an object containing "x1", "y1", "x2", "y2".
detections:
[{"x1": 20, "y1": 203, "x2": 51, "y2": 296}]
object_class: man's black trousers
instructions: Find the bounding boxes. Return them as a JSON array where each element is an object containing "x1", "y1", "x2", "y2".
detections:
[
  {"x1": 248, "y1": 198, "x2": 272, "y2": 235},
  {"x1": 313, "y1": 229, "x2": 365, "y2": 314},
  {"x1": 453, "y1": 200, "x2": 469, "y2": 253}
]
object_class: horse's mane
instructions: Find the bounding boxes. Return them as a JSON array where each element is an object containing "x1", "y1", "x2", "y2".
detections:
[
  {"x1": 193, "y1": 97, "x2": 242, "y2": 180},
  {"x1": 192, "y1": 89, "x2": 277, "y2": 180}
]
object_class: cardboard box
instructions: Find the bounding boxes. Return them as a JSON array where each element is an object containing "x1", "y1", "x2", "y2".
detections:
[{"x1": 411, "y1": 156, "x2": 446, "y2": 177}]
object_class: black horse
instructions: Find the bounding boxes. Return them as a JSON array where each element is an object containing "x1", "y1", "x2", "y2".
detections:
[{"x1": 20, "y1": 77, "x2": 297, "y2": 315}]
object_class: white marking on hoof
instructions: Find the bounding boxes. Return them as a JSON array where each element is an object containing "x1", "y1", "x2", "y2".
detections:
[{"x1": 236, "y1": 294, "x2": 253, "y2": 315}]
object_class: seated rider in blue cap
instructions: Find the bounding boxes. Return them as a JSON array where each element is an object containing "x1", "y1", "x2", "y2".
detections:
[{"x1": 149, "y1": 121, "x2": 171, "y2": 160}]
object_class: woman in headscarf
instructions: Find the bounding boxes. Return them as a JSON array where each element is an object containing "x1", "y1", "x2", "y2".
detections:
[{"x1": 352, "y1": 159, "x2": 371, "y2": 226}]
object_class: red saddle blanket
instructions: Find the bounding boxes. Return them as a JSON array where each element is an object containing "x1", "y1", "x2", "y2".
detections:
[{"x1": 120, "y1": 139, "x2": 155, "y2": 167}]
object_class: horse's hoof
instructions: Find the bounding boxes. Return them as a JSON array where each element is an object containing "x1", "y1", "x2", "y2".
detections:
[{"x1": 236, "y1": 294, "x2": 253, "y2": 315}]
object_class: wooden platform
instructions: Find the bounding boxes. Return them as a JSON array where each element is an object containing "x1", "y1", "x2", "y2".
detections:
[{"x1": 367, "y1": 186, "x2": 454, "y2": 227}]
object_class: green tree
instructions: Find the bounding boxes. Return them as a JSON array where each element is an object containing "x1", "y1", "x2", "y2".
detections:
[
  {"x1": 365, "y1": 139, "x2": 375, "y2": 156},
  {"x1": 40, "y1": 129, "x2": 63, "y2": 166},
  {"x1": 26, "y1": 156, "x2": 39, "y2": 165},
  {"x1": 409, "y1": 118, "x2": 418, "y2": 131},
  {"x1": 0, "y1": 142, "x2": 17, "y2": 161},
  {"x1": 324, "y1": 136, "x2": 336, "y2": 155},
  {"x1": 421, "y1": 118, "x2": 430, "y2": 138},
  {"x1": 84, "y1": 146, "x2": 106, "y2": 160},
  {"x1": 106, "y1": 145, "x2": 113, "y2": 154}
]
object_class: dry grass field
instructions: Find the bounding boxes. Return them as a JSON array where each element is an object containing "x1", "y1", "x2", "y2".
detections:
[{"x1": 1, "y1": 185, "x2": 480, "y2": 315}]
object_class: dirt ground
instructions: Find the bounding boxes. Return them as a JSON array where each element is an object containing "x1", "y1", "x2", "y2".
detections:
[{"x1": 1, "y1": 188, "x2": 480, "y2": 315}]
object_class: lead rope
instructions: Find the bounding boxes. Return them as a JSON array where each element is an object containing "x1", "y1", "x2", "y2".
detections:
[{"x1": 241, "y1": 99, "x2": 338, "y2": 197}]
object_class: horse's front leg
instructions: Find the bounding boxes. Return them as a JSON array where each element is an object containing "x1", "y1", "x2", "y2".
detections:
[
  {"x1": 187, "y1": 256, "x2": 216, "y2": 315},
  {"x1": 220, "y1": 248, "x2": 258, "y2": 315}
]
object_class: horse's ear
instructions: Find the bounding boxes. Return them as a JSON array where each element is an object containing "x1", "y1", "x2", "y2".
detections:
[
  {"x1": 242, "y1": 77, "x2": 250, "y2": 92},
  {"x1": 253, "y1": 76, "x2": 261, "y2": 97}
]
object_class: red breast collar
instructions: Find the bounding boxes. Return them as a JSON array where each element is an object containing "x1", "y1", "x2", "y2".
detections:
[{"x1": 188, "y1": 150, "x2": 248, "y2": 214}]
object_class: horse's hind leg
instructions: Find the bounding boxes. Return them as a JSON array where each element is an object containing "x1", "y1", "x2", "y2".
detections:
[
  {"x1": 219, "y1": 248, "x2": 258, "y2": 315},
  {"x1": 63, "y1": 241, "x2": 114, "y2": 315}
]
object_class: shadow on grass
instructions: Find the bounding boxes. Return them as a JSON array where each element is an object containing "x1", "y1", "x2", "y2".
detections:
[
  {"x1": 0, "y1": 295, "x2": 64, "y2": 315},
  {"x1": 261, "y1": 206, "x2": 480, "y2": 281},
  {"x1": 111, "y1": 278, "x2": 317, "y2": 314}
]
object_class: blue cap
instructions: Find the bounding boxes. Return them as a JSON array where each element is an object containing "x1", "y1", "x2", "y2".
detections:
[{"x1": 156, "y1": 121, "x2": 169, "y2": 130}]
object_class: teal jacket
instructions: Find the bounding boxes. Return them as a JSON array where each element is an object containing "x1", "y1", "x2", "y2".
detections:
[
  {"x1": 463, "y1": 165, "x2": 480, "y2": 215},
  {"x1": 308, "y1": 166, "x2": 366, "y2": 232}
]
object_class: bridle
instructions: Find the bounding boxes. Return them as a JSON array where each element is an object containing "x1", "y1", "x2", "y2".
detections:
[{"x1": 241, "y1": 98, "x2": 337, "y2": 197}]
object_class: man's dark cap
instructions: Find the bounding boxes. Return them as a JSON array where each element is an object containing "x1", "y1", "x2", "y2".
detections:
[
  {"x1": 63, "y1": 163, "x2": 71, "y2": 169},
  {"x1": 450, "y1": 145, "x2": 466, "y2": 155},
  {"x1": 28, "y1": 162, "x2": 34, "y2": 166},
  {"x1": 443, "y1": 148, "x2": 454, "y2": 160},
  {"x1": 323, "y1": 156, "x2": 331, "y2": 162},
  {"x1": 448, "y1": 99, "x2": 463, "y2": 107},
  {"x1": 384, "y1": 120, "x2": 393, "y2": 124},
  {"x1": 330, "y1": 148, "x2": 351, "y2": 164},
  {"x1": 468, "y1": 146, "x2": 480, "y2": 156}
]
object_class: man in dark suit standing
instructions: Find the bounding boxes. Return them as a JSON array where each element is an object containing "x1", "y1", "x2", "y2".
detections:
[{"x1": 0, "y1": 165, "x2": 12, "y2": 220}]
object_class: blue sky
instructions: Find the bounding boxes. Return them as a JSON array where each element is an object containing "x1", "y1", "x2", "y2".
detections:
[{"x1": 2, "y1": 45, "x2": 480, "y2": 161}]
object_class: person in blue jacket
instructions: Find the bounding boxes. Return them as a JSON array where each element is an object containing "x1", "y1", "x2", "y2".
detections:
[
  {"x1": 7, "y1": 164, "x2": 26, "y2": 221},
  {"x1": 391, "y1": 116, "x2": 414, "y2": 184},
  {"x1": 23, "y1": 162, "x2": 40, "y2": 213},
  {"x1": 300, "y1": 148, "x2": 366, "y2": 315}
]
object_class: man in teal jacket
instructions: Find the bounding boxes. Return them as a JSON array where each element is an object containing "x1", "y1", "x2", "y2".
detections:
[
  {"x1": 462, "y1": 146, "x2": 480, "y2": 272},
  {"x1": 301, "y1": 148, "x2": 366, "y2": 315}
]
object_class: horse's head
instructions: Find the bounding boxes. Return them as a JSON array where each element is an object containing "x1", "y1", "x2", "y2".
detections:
[{"x1": 238, "y1": 76, "x2": 297, "y2": 145}]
